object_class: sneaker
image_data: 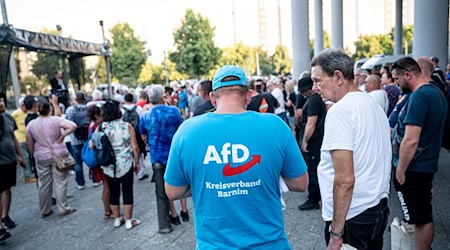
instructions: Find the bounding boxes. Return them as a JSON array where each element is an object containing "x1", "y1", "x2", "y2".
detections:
[
  {"x1": 77, "y1": 185, "x2": 85, "y2": 190},
  {"x1": 92, "y1": 181, "x2": 102, "y2": 187},
  {"x1": 170, "y1": 216, "x2": 180, "y2": 225},
  {"x1": 125, "y1": 218, "x2": 141, "y2": 230},
  {"x1": 60, "y1": 207, "x2": 77, "y2": 216},
  {"x1": 180, "y1": 211, "x2": 189, "y2": 222},
  {"x1": 114, "y1": 217, "x2": 125, "y2": 228},
  {"x1": 0, "y1": 228, "x2": 11, "y2": 242},
  {"x1": 298, "y1": 200, "x2": 320, "y2": 210},
  {"x1": 2, "y1": 216, "x2": 16, "y2": 229},
  {"x1": 138, "y1": 173, "x2": 149, "y2": 181}
]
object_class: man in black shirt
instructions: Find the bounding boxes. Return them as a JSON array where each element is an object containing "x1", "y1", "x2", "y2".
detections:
[
  {"x1": 193, "y1": 80, "x2": 215, "y2": 116},
  {"x1": 297, "y1": 77, "x2": 326, "y2": 210},
  {"x1": 247, "y1": 79, "x2": 278, "y2": 113}
]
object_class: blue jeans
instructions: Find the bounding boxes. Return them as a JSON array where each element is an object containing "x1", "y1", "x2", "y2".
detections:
[
  {"x1": 71, "y1": 144, "x2": 85, "y2": 186},
  {"x1": 325, "y1": 198, "x2": 389, "y2": 250}
]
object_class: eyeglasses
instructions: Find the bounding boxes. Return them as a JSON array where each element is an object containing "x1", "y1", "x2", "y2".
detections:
[{"x1": 391, "y1": 62, "x2": 409, "y2": 72}]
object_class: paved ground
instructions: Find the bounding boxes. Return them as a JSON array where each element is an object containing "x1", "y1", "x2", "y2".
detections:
[{"x1": 1, "y1": 150, "x2": 450, "y2": 250}]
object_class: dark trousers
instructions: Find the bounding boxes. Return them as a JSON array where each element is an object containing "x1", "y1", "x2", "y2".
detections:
[
  {"x1": 106, "y1": 167, "x2": 134, "y2": 205},
  {"x1": 71, "y1": 144, "x2": 85, "y2": 186},
  {"x1": 304, "y1": 153, "x2": 321, "y2": 203},
  {"x1": 324, "y1": 198, "x2": 389, "y2": 250}
]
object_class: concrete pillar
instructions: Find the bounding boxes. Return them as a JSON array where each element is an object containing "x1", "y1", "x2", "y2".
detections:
[
  {"x1": 314, "y1": 0, "x2": 324, "y2": 55},
  {"x1": 331, "y1": 0, "x2": 343, "y2": 48},
  {"x1": 394, "y1": 0, "x2": 403, "y2": 55},
  {"x1": 291, "y1": 0, "x2": 311, "y2": 80},
  {"x1": 413, "y1": 0, "x2": 449, "y2": 69}
]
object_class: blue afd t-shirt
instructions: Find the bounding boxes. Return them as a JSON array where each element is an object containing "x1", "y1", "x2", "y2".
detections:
[
  {"x1": 165, "y1": 111, "x2": 307, "y2": 250},
  {"x1": 393, "y1": 84, "x2": 447, "y2": 173},
  {"x1": 139, "y1": 105, "x2": 182, "y2": 165}
]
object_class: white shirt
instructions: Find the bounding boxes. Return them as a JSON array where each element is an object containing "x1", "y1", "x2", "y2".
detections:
[
  {"x1": 271, "y1": 87, "x2": 285, "y2": 115},
  {"x1": 121, "y1": 104, "x2": 144, "y2": 117},
  {"x1": 318, "y1": 92, "x2": 391, "y2": 221},
  {"x1": 368, "y1": 89, "x2": 389, "y2": 114}
]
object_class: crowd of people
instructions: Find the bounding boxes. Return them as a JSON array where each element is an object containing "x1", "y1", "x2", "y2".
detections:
[{"x1": 0, "y1": 49, "x2": 449, "y2": 250}]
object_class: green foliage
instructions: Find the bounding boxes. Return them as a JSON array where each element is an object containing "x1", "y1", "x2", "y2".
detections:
[
  {"x1": 110, "y1": 23, "x2": 148, "y2": 86},
  {"x1": 220, "y1": 42, "x2": 256, "y2": 75},
  {"x1": 169, "y1": 9, "x2": 221, "y2": 79},
  {"x1": 32, "y1": 53, "x2": 59, "y2": 81},
  {"x1": 139, "y1": 61, "x2": 153, "y2": 84},
  {"x1": 95, "y1": 57, "x2": 107, "y2": 83},
  {"x1": 389, "y1": 25, "x2": 413, "y2": 54},
  {"x1": 140, "y1": 60, "x2": 187, "y2": 85},
  {"x1": 272, "y1": 45, "x2": 291, "y2": 75},
  {"x1": 310, "y1": 30, "x2": 331, "y2": 58},
  {"x1": 353, "y1": 34, "x2": 393, "y2": 60}
]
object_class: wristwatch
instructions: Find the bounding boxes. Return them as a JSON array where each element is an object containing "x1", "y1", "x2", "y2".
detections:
[{"x1": 329, "y1": 224, "x2": 344, "y2": 238}]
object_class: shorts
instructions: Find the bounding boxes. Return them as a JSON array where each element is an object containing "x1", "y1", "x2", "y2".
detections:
[
  {"x1": 393, "y1": 171, "x2": 434, "y2": 225},
  {"x1": 92, "y1": 167, "x2": 107, "y2": 183},
  {"x1": 0, "y1": 161, "x2": 17, "y2": 192}
]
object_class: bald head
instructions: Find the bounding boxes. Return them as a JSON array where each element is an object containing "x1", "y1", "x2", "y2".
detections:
[
  {"x1": 417, "y1": 57, "x2": 433, "y2": 78},
  {"x1": 365, "y1": 74, "x2": 381, "y2": 92}
]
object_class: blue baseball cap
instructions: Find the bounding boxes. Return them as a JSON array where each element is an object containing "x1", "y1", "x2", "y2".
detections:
[{"x1": 212, "y1": 65, "x2": 248, "y2": 91}]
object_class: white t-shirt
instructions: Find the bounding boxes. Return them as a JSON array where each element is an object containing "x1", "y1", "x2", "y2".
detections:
[
  {"x1": 271, "y1": 87, "x2": 285, "y2": 115},
  {"x1": 121, "y1": 104, "x2": 144, "y2": 117},
  {"x1": 368, "y1": 89, "x2": 389, "y2": 114},
  {"x1": 318, "y1": 92, "x2": 391, "y2": 221}
]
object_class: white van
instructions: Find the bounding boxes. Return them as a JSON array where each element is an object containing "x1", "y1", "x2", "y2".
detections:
[{"x1": 361, "y1": 54, "x2": 406, "y2": 72}]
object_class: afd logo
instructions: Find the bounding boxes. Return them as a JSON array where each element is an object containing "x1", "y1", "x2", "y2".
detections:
[{"x1": 203, "y1": 143, "x2": 261, "y2": 176}]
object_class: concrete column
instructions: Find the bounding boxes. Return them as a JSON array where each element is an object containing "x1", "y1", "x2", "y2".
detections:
[
  {"x1": 394, "y1": 0, "x2": 403, "y2": 55},
  {"x1": 291, "y1": 0, "x2": 311, "y2": 80},
  {"x1": 314, "y1": 0, "x2": 324, "y2": 55},
  {"x1": 413, "y1": 0, "x2": 449, "y2": 69},
  {"x1": 331, "y1": 0, "x2": 343, "y2": 48}
]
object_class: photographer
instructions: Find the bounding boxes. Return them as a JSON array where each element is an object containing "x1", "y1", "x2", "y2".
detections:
[{"x1": 50, "y1": 70, "x2": 70, "y2": 108}]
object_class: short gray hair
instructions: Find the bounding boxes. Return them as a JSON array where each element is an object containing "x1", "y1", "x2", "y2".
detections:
[
  {"x1": 147, "y1": 84, "x2": 165, "y2": 104},
  {"x1": 92, "y1": 89, "x2": 103, "y2": 100},
  {"x1": 311, "y1": 49, "x2": 354, "y2": 81}
]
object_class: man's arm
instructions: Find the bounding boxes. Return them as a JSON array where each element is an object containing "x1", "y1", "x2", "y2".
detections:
[
  {"x1": 396, "y1": 124, "x2": 421, "y2": 184},
  {"x1": 330, "y1": 150, "x2": 355, "y2": 237},
  {"x1": 302, "y1": 115, "x2": 318, "y2": 152},
  {"x1": 165, "y1": 183, "x2": 192, "y2": 200},
  {"x1": 284, "y1": 172, "x2": 309, "y2": 192}
]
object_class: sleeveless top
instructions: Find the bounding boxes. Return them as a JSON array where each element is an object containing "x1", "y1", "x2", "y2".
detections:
[{"x1": 101, "y1": 120, "x2": 133, "y2": 178}]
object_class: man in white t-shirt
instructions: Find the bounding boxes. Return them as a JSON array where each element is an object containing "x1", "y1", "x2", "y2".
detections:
[
  {"x1": 365, "y1": 74, "x2": 389, "y2": 114},
  {"x1": 267, "y1": 78, "x2": 288, "y2": 124},
  {"x1": 311, "y1": 49, "x2": 391, "y2": 250}
]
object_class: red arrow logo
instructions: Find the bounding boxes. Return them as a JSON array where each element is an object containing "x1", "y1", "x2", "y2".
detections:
[{"x1": 222, "y1": 155, "x2": 261, "y2": 177}]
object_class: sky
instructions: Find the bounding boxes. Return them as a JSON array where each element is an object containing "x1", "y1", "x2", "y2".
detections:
[{"x1": 4, "y1": 0, "x2": 241, "y2": 64}]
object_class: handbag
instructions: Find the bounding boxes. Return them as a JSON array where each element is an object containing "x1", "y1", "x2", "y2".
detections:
[
  {"x1": 390, "y1": 217, "x2": 415, "y2": 250},
  {"x1": 81, "y1": 126, "x2": 100, "y2": 169},
  {"x1": 36, "y1": 120, "x2": 75, "y2": 171}
]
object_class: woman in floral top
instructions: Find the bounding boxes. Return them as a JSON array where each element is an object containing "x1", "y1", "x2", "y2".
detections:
[{"x1": 98, "y1": 101, "x2": 141, "y2": 230}]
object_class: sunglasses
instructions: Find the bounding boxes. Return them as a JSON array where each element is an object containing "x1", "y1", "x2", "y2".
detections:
[{"x1": 391, "y1": 62, "x2": 409, "y2": 72}]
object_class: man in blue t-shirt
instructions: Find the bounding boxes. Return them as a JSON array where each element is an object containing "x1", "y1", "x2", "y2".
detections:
[
  {"x1": 391, "y1": 57, "x2": 448, "y2": 250},
  {"x1": 164, "y1": 65, "x2": 309, "y2": 249},
  {"x1": 139, "y1": 84, "x2": 187, "y2": 227}
]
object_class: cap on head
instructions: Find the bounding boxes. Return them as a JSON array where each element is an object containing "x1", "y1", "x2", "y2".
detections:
[
  {"x1": 297, "y1": 77, "x2": 314, "y2": 92},
  {"x1": 212, "y1": 65, "x2": 248, "y2": 91},
  {"x1": 430, "y1": 56, "x2": 439, "y2": 64}
]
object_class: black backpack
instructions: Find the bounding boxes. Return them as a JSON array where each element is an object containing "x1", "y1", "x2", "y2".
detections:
[
  {"x1": 94, "y1": 124, "x2": 117, "y2": 177},
  {"x1": 72, "y1": 105, "x2": 90, "y2": 140},
  {"x1": 122, "y1": 106, "x2": 140, "y2": 132}
]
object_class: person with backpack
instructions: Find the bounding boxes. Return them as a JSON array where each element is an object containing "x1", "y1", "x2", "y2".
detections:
[
  {"x1": 65, "y1": 91, "x2": 91, "y2": 190},
  {"x1": 90, "y1": 100, "x2": 141, "y2": 230},
  {"x1": 122, "y1": 93, "x2": 148, "y2": 181}
]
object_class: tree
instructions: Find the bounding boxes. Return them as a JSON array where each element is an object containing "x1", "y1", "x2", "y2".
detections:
[
  {"x1": 310, "y1": 30, "x2": 331, "y2": 58},
  {"x1": 353, "y1": 34, "x2": 393, "y2": 60},
  {"x1": 389, "y1": 25, "x2": 413, "y2": 54},
  {"x1": 139, "y1": 61, "x2": 153, "y2": 84},
  {"x1": 272, "y1": 45, "x2": 291, "y2": 75},
  {"x1": 220, "y1": 43, "x2": 256, "y2": 75},
  {"x1": 94, "y1": 57, "x2": 107, "y2": 84},
  {"x1": 110, "y1": 22, "x2": 148, "y2": 86},
  {"x1": 31, "y1": 29, "x2": 60, "y2": 81},
  {"x1": 169, "y1": 9, "x2": 221, "y2": 79}
]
